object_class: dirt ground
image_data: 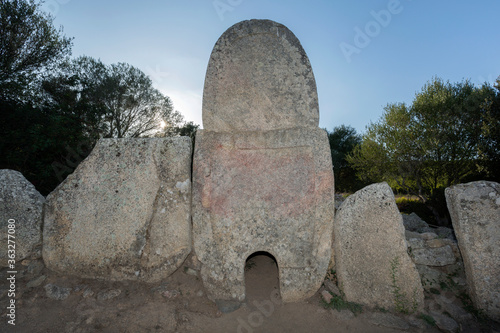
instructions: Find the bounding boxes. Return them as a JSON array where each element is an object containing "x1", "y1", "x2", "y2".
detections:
[{"x1": 0, "y1": 254, "x2": 498, "y2": 333}]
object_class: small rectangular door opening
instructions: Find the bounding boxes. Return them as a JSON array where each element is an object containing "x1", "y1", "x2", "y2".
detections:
[{"x1": 244, "y1": 251, "x2": 281, "y2": 304}]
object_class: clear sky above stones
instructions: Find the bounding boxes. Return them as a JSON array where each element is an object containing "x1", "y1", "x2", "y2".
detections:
[{"x1": 47, "y1": 0, "x2": 500, "y2": 134}]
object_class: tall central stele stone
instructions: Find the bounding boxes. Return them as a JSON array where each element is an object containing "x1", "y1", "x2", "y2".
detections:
[{"x1": 193, "y1": 19, "x2": 334, "y2": 307}]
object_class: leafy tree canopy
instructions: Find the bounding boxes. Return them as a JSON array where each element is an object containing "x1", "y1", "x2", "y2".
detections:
[
  {"x1": 0, "y1": 0, "x2": 72, "y2": 101},
  {"x1": 41, "y1": 56, "x2": 185, "y2": 139},
  {"x1": 347, "y1": 77, "x2": 498, "y2": 223},
  {"x1": 326, "y1": 125, "x2": 365, "y2": 192}
]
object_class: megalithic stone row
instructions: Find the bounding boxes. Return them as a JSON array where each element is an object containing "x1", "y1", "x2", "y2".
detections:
[
  {"x1": 192, "y1": 19, "x2": 335, "y2": 308},
  {"x1": 445, "y1": 181, "x2": 500, "y2": 321},
  {"x1": 43, "y1": 138, "x2": 192, "y2": 283}
]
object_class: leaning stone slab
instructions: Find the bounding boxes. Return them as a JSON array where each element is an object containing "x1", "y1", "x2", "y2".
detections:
[
  {"x1": 43, "y1": 138, "x2": 192, "y2": 282},
  {"x1": 334, "y1": 182, "x2": 424, "y2": 312},
  {"x1": 445, "y1": 181, "x2": 500, "y2": 320},
  {"x1": 0, "y1": 170, "x2": 44, "y2": 266},
  {"x1": 202, "y1": 19, "x2": 319, "y2": 132}
]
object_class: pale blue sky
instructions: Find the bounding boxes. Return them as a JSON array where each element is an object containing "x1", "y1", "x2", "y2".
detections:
[{"x1": 46, "y1": 0, "x2": 500, "y2": 133}]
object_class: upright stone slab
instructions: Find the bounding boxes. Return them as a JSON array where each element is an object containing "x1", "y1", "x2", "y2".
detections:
[
  {"x1": 43, "y1": 138, "x2": 192, "y2": 283},
  {"x1": 445, "y1": 181, "x2": 500, "y2": 320},
  {"x1": 334, "y1": 182, "x2": 424, "y2": 312},
  {"x1": 193, "y1": 20, "x2": 335, "y2": 306},
  {"x1": 203, "y1": 19, "x2": 319, "y2": 132},
  {"x1": 0, "y1": 170, "x2": 44, "y2": 266}
]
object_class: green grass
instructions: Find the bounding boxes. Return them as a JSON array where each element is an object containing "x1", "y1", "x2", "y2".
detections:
[
  {"x1": 321, "y1": 292, "x2": 363, "y2": 316},
  {"x1": 418, "y1": 313, "x2": 436, "y2": 326},
  {"x1": 458, "y1": 291, "x2": 488, "y2": 322},
  {"x1": 395, "y1": 196, "x2": 437, "y2": 225},
  {"x1": 438, "y1": 273, "x2": 459, "y2": 292},
  {"x1": 325, "y1": 269, "x2": 337, "y2": 283},
  {"x1": 390, "y1": 257, "x2": 418, "y2": 314},
  {"x1": 429, "y1": 288, "x2": 440, "y2": 295},
  {"x1": 374, "y1": 306, "x2": 388, "y2": 313},
  {"x1": 321, "y1": 274, "x2": 362, "y2": 316}
]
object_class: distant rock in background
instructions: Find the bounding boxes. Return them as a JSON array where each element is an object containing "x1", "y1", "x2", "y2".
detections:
[
  {"x1": 334, "y1": 193, "x2": 345, "y2": 211},
  {"x1": 446, "y1": 181, "x2": 500, "y2": 321},
  {"x1": 401, "y1": 209, "x2": 465, "y2": 290},
  {"x1": 0, "y1": 170, "x2": 44, "y2": 266},
  {"x1": 405, "y1": 228, "x2": 465, "y2": 292},
  {"x1": 402, "y1": 213, "x2": 430, "y2": 233},
  {"x1": 334, "y1": 182, "x2": 424, "y2": 312},
  {"x1": 401, "y1": 212, "x2": 454, "y2": 239},
  {"x1": 43, "y1": 138, "x2": 192, "y2": 283}
]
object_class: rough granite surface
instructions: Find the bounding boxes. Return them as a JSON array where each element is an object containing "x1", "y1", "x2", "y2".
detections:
[
  {"x1": 202, "y1": 19, "x2": 319, "y2": 132},
  {"x1": 0, "y1": 170, "x2": 44, "y2": 266},
  {"x1": 193, "y1": 128, "x2": 335, "y2": 303},
  {"x1": 445, "y1": 181, "x2": 500, "y2": 320},
  {"x1": 193, "y1": 19, "x2": 334, "y2": 305},
  {"x1": 334, "y1": 182, "x2": 424, "y2": 311},
  {"x1": 43, "y1": 138, "x2": 192, "y2": 282}
]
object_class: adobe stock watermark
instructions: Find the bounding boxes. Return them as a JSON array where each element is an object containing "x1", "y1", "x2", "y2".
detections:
[
  {"x1": 340, "y1": 0, "x2": 408, "y2": 63},
  {"x1": 6, "y1": 219, "x2": 17, "y2": 326},
  {"x1": 213, "y1": 0, "x2": 244, "y2": 21},
  {"x1": 477, "y1": 74, "x2": 498, "y2": 86},
  {"x1": 42, "y1": 0, "x2": 72, "y2": 16},
  {"x1": 145, "y1": 65, "x2": 170, "y2": 85},
  {"x1": 236, "y1": 289, "x2": 281, "y2": 333}
]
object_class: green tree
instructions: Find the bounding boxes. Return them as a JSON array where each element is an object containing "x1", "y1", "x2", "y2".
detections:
[
  {"x1": 0, "y1": 98, "x2": 90, "y2": 195},
  {"x1": 326, "y1": 125, "x2": 364, "y2": 192},
  {"x1": 37, "y1": 56, "x2": 191, "y2": 191},
  {"x1": 348, "y1": 78, "x2": 497, "y2": 224},
  {"x1": 478, "y1": 76, "x2": 500, "y2": 181},
  {"x1": 40, "y1": 56, "x2": 108, "y2": 142},
  {"x1": 0, "y1": 0, "x2": 72, "y2": 101},
  {"x1": 0, "y1": 0, "x2": 75, "y2": 194},
  {"x1": 42, "y1": 56, "x2": 185, "y2": 139},
  {"x1": 166, "y1": 121, "x2": 199, "y2": 140}
]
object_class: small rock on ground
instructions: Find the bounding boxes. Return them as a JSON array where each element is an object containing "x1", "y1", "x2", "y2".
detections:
[
  {"x1": 406, "y1": 315, "x2": 427, "y2": 329},
  {"x1": 44, "y1": 284, "x2": 71, "y2": 300},
  {"x1": 83, "y1": 287, "x2": 94, "y2": 298},
  {"x1": 27, "y1": 275, "x2": 46, "y2": 288},
  {"x1": 431, "y1": 311, "x2": 459, "y2": 333},
  {"x1": 434, "y1": 294, "x2": 472, "y2": 322},
  {"x1": 97, "y1": 289, "x2": 121, "y2": 301},
  {"x1": 184, "y1": 267, "x2": 198, "y2": 277},
  {"x1": 27, "y1": 260, "x2": 45, "y2": 276},
  {"x1": 215, "y1": 300, "x2": 241, "y2": 313},
  {"x1": 162, "y1": 290, "x2": 180, "y2": 299},
  {"x1": 321, "y1": 290, "x2": 333, "y2": 303},
  {"x1": 324, "y1": 280, "x2": 340, "y2": 296}
]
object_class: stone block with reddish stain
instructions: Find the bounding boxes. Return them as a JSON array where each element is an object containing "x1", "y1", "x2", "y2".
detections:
[
  {"x1": 193, "y1": 19, "x2": 334, "y2": 307},
  {"x1": 193, "y1": 128, "x2": 334, "y2": 304}
]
